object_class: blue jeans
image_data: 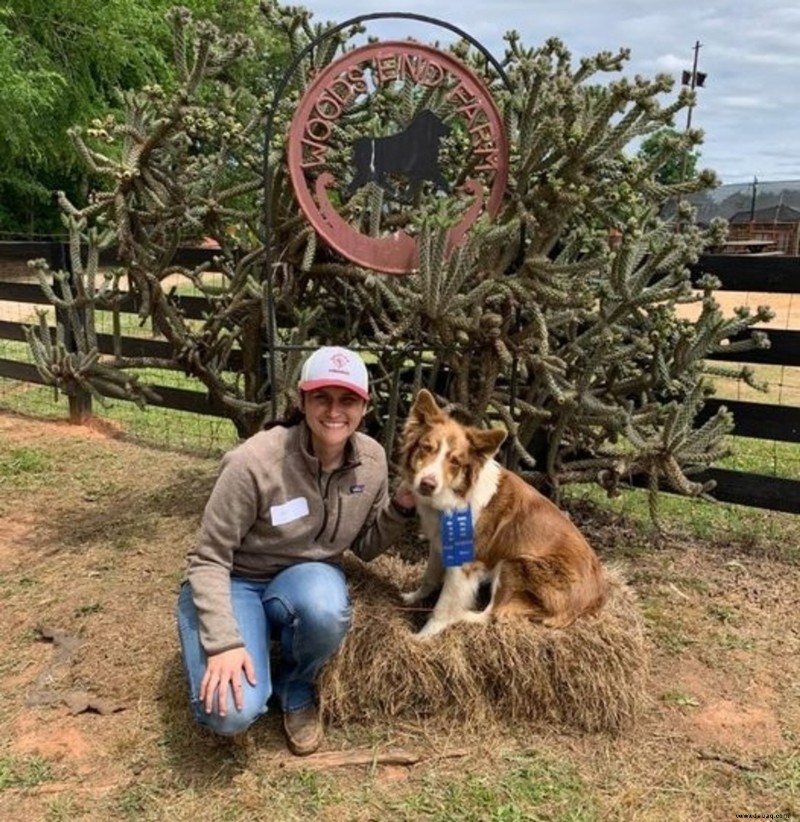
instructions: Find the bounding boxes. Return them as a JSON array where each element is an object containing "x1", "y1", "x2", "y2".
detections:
[{"x1": 176, "y1": 561, "x2": 351, "y2": 736}]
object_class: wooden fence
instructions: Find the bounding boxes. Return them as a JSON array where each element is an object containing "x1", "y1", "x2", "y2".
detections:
[
  {"x1": 0, "y1": 241, "x2": 798, "y2": 513},
  {"x1": 0, "y1": 241, "x2": 224, "y2": 419}
]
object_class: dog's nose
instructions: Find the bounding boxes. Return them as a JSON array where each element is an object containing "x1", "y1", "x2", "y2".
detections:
[{"x1": 417, "y1": 476, "x2": 437, "y2": 496}]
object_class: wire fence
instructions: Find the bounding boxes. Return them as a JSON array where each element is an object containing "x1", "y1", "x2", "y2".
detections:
[
  {"x1": 1, "y1": 242, "x2": 798, "y2": 518},
  {"x1": 0, "y1": 244, "x2": 239, "y2": 457}
]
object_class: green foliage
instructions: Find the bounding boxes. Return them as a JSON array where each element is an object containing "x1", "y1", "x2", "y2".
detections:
[
  {"x1": 0, "y1": 0, "x2": 173, "y2": 233},
  {"x1": 0, "y1": 754, "x2": 53, "y2": 790},
  {"x1": 0, "y1": 446, "x2": 50, "y2": 477},
  {"x1": 27, "y1": 2, "x2": 775, "y2": 508},
  {"x1": 637, "y1": 126, "x2": 701, "y2": 184},
  {"x1": 0, "y1": 0, "x2": 283, "y2": 235}
]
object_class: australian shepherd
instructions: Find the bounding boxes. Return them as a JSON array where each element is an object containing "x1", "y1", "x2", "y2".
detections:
[{"x1": 400, "y1": 389, "x2": 608, "y2": 638}]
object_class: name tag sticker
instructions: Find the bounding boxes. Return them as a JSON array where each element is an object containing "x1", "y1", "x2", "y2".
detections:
[
  {"x1": 270, "y1": 496, "x2": 310, "y2": 526},
  {"x1": 440, "y1": 507, "x2": 475, "y2": 567}
]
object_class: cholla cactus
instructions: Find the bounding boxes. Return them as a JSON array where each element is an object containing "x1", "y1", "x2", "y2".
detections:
[
  {"x1": 307, "y1": 30, "x2": 773, "y2": 510},
  {"x1": 29, "y1": 2, "x2": 772, "y2": 511},
  {"x1": 25, "y1": 220, "x2": 163, "y2": 410}
]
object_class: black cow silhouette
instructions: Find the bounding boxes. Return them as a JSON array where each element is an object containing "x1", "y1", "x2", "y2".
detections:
[{"x1": 348, "y1": 110, "x2": 450, "y2": 198}]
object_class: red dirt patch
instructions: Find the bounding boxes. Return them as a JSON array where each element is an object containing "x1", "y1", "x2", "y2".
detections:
[
  {"x1": 0, "y1": 412, "x2": 126, "y2": 442},
  {"x1": 12, "y1": 713, "x2": 92, "y2": 762},
  {"x1": 687, "y1": 700, "x2": 785, "y2": 756}
]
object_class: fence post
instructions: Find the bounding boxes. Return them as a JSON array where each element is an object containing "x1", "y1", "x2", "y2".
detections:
[{"x1": 50, "y1": 241, "x2": 92, "y2": 423}]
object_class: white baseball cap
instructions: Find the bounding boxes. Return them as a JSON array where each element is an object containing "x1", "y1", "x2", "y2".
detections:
[{"x1": 298, "y1": 346, "x2": 370, "y2": 400}]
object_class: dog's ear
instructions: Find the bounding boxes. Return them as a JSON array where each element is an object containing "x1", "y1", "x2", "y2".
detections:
[
  {"x1": 407, "y1": 389, "x2": 445, "y2": 427},
  {"x1": 467, "y1": 427, "x2": 507, "y2": 460}
]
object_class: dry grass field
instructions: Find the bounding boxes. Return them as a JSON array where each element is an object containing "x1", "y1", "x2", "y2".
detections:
[
  {"x1": 0, "y1": 411, "x2": 798, "y2": 821},
  {"x1": 674, "y1": 289, "x2": 799, "y2": 406}
]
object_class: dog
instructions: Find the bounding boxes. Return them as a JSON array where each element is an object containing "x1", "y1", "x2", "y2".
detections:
[{"x1": 399, "y1": 389, "x2": 608, "y2": 638}]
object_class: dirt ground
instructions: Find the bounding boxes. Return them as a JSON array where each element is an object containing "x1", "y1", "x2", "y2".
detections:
[{"x1": 0, "y1": 411, "x2": 798, "y2": 821}]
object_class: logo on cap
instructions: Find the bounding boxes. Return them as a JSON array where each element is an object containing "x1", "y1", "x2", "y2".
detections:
[{"x1": 329, "y1": 352, "x2": 350, "y2": 373}]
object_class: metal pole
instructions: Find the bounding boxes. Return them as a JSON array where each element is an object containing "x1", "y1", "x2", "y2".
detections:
[
  {"x1": 680, "y1": 40, "x2": 702, "y2": 183},
  {"x1": 261, "y1": 12, "x2": 512, "y2": 420}
]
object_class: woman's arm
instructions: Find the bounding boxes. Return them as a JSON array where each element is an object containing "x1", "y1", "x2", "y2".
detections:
[
  {"x1": 187, "y1": 452, "x2": 259, "y2": 654},
  {"x1": 350, "y1": 475, "x2": 416, "y2": 561}
]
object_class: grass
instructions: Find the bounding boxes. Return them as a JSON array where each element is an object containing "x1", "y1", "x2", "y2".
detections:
[
  {"x1": 110, "y1": 783, "x2": 165, "y2": 820},
  {"x1": 0, "y1": 754, "x2": 54, "y2": 790},
  {"x1": 0, "y1": 330, "x2": 239, "y2": 455},
  {"x1": 565, "y1": 479, "x2": 800, "y2": 551},
  {"x1": 0, "y1": 377, "x2": 238, "y2": 456},
  {"x1": 0, "y1": 446, "x2": 49, "y2": 478},
  {"x1": 93, "y1": 753, "x2": 598, "y2": 822},
  {"x1": 660, "y1": 690, "x2": 700, "y2": 708},
  {"x1": 0, "y1": 410, "x2": 798, "y2": 822},
  {"x1": 710, "y1": 362, "x2": 800, "y2": 406},
  {"x1": 376, "y1": 755, "x2": 598, "y2": 822},
  {"x1": 707, "y1": 603, "x2": 740, "y2": 625},
  {"x1": 721, "y1": 435, "x2": 800, "y2": 480},
  {"x1": 775, "y1": 754, "x2": 800, "y2": 798}
]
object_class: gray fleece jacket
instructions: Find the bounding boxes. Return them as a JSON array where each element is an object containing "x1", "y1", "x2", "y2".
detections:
[{"x1": 187, "y1": 421, "x2": 408, "y2": 654}]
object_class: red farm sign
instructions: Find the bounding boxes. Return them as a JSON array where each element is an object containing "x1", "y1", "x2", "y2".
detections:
[{"x1": 287, "y1": 41, "x2": 508, "y2": 274}]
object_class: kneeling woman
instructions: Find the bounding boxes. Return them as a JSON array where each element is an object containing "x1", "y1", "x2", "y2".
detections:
[{"x1": 176, "y1": 347, "x2": 415, "y2": 755}]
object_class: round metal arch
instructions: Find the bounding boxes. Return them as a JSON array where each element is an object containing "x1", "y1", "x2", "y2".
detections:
[{"x1": 261, "y1": 12, "x2": 513, "y2": 419}]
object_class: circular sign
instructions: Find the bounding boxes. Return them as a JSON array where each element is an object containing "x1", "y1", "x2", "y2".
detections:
[{"x1": 287, "y1": 41, "x2": 508, "y2": 274}]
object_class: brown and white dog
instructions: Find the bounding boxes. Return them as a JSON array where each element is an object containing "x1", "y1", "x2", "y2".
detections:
[{"x1": 400, "y1": 389, "x2": 608, "y2": 638}]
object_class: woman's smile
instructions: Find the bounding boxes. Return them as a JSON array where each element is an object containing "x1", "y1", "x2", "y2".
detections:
[{"x1": 302, "y1": 387, "x2": 368, "y2": 470}]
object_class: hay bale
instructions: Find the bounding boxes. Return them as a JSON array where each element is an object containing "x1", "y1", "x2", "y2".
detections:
[{"x1": 319, "y1": 554, "x2": 647, "y2": 734}]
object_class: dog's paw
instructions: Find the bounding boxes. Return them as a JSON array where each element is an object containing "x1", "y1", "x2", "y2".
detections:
[
  {"x1": 414, "y1": 620, "x2": 446, "y2": 639},
  {"x1": 400, "y1": 589, "x2": 423, "y2": 605}
]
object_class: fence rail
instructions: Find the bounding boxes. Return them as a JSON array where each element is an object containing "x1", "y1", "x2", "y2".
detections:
[{"x1": 1, "y1": 241, "x2": 798, "y2": 512}]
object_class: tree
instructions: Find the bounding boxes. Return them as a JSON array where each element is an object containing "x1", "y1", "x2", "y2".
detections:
[
  {"x1": 0, "y1": 0, "x2": 282, "y2": 236},
  {"x1": 26, "y1": 2, "x2": 773, "y2": 514},
  {"x1": 637, "y1": 127, "x2": 701, "y2": 185},
  {"x1": 0, "y1": 1, "x2": 168, "y2": 234}
]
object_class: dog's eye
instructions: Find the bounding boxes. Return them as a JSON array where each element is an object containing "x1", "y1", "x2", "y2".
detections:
[{"x1": 447, "y1": 454, "x2": 464, "y2": 469}]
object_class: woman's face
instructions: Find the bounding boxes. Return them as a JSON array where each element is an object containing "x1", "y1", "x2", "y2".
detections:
[{"x1": 302, "y1": 387, "x2": 367, "y2": 459}]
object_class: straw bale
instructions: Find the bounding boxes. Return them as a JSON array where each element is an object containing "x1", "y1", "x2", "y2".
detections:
[{"x1": 319, "y1": 554, "x2": 647, "y2": 734}]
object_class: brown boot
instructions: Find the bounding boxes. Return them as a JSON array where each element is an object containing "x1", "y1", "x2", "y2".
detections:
[{"x1": 283, "y1": 705, "x2": 322, "y2": 756}]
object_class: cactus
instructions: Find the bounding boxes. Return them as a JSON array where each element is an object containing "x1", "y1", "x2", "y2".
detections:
[{"x1": 29, "y1": 2, "x2": 773, "y2": 509}]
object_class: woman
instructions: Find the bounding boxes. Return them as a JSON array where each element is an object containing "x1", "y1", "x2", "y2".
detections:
[{"x1": 176, "y1": 346, "x2": 415, "y2": 755}]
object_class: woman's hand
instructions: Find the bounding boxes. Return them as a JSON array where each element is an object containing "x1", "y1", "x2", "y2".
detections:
[
  {"x1": 390, "y1": 483, "x2": 416, "y2": 518},
  {"x1": 199, "y1": 647, "x2": 257, "y2": 716},
  {"x1": 393, "y1": 483, "x2": 416, "y2": 510}
]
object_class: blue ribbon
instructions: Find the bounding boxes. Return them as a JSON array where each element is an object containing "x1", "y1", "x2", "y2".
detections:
[{"x1": 440, "y1": 507, "x2": 475, "y2": 567}]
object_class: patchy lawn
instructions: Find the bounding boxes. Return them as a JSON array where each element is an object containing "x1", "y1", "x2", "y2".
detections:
[{"x1": 0, "y1": 410, "x2": 798, "y2": 821}]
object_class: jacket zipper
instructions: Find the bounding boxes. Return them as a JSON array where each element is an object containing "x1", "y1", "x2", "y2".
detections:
[
  {"x1": 314, "y1": 461, "x2": 359, "y2": 543},
  {"x1": 329, "y1": 485, "x2": 343, "y2": 543},
  {"x1": 314, "y1": 471, "x2": 332, "y2": 542}
]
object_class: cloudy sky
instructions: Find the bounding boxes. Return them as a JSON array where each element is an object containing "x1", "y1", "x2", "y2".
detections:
[{"x1": 302, "y1": 0, "x2": 800, "y2": 184}]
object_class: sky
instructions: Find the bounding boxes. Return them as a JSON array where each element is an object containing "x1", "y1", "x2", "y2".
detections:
[{"x1": 302, "y1": 0, "x2": 800, "y2": 185}]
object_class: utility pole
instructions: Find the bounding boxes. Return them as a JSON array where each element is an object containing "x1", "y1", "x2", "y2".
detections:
[
  {"x1": 749, "y1": 175, "x2": 758, "y2": 222},
  {"x1": 680, "y1": 40, "x2": 706, "y2": 182}
]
